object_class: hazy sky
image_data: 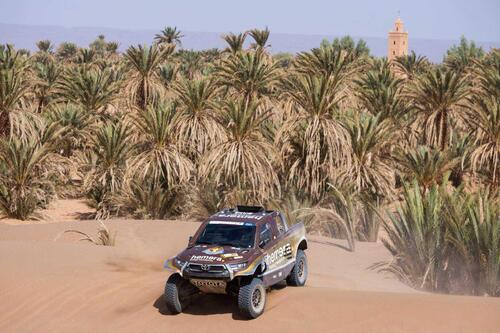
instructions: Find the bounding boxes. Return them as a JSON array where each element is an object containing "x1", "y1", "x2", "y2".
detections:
[{"x1": 0, "y1": 0, "x2": 499, "y2": 41}]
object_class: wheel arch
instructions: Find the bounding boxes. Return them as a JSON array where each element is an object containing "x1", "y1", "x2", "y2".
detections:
[{"x1": 297, "y1": 238, "x2": 308, "y2": 252}]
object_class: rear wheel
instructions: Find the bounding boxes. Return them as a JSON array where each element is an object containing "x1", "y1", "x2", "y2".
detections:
[
  {"x1": 287, "y1": 250, "x2": 307, "y2": 286},
  {"x1": 238, "y1": 278, "x2": 266, "y2": 319},
  {"x1": 164, "y1": 273, "x2": 196, "y2": 314}
]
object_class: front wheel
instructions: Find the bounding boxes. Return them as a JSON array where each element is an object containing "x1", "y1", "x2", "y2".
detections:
[
  {"x1": 164, "y1": 273, "x2": 195, "y2": 314},
  {"x1": 238, "y1": 278, "x2": 266, "y2": 319},
  {"x1": 286, "y1": 250, "x2": 307, "y2": 286}
]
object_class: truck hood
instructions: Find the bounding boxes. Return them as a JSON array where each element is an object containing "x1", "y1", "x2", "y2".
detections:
[{"x1": 177, "y1": 244, "x2": 258, "y2": 264}]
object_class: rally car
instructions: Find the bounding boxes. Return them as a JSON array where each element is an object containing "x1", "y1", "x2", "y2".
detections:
[{"x1": 164, "y1": 205, "x2": 308, "y2": 318}]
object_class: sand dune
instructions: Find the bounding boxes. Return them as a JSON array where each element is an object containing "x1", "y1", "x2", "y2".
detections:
[{"x1": 0, "y1": 220, "x2": 498, "y2": 333}]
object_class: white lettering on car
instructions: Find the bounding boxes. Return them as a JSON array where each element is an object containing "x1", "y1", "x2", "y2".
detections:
[
  {"x1": 190, "y1": 255, "x2": 223, "y2": 262},
  {"x1": 215, "y1": 212, "x2": 264, "y2": 220},
  {"x1": 264, "y1": 243, "x2": 292, "y2": 267}
]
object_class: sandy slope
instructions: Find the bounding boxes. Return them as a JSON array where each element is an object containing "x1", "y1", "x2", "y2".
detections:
[
  {"x1": 1, "y1": 199, "x2": 94, "y2": 225},
  {"x1": 0, "y1": 220, "x2": 498, "y2": 333}
]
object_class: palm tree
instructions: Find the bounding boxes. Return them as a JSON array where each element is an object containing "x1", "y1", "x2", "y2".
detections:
[
  {"x1": 46, "y1": 103, "x2": 93, "y2": 157},
  {"x1": 336, "y1": 113, "x2": 396, "y2": 242},
  {"x1": 57, "y1": 67, "x2": 121, "y2": 116},
  {"x1": 294, "y1": 45, "x2": 358, "y2": 80},
  {"x1": 394, "y1": 145, "x2": 458, "y2": 193},
  {"x1": 0, "y1": 114, "x2": 63, "y2": 219},
  {"x1": 10, "y1": 110, "x2": 63, "y2": 148},
  {"x1": 338, "y1": 113, "x2": 394, "y2": 199},
  {"x1": 35, "y1": 41, "x2": 55, "y2": 63},
  {"x1": 56, "y1": 42, "x2": 78, "y2": 61},
  {"x1": 215, "y1": 49, "x2": 279, "y2": 103},
  {"x1": 106, "y1": 42, "x2": 119, "y2": 55},
  {"x1": 120, "y1": 175, "x2": 181, "y2": 219},
  {"x1": 222, "y1": 33, "x2": 247, "y2": 54},
  {"x1": 273, "y1": 52, "x2": 293, "y2": 69},
  {"x1": 394, "y1": 51, "x2": 430, "y2": 80},
  {"x1": 379, "y1": 181, "x2": 447, "y2": 291},
  {"x1": 0, "y1": 138, "x2": 52, "y2": 219},
  {"x1": 444, "y1": 190, "x2": 500, "y2": 296},
  {"x1": 154, "y1": 27, "x2": 184, "y2": 47},
  {"x1": 36, "y1": 40, "x2": 55, "y2": 54},
  {"x1": 89, "y1": 34, "x2": 107, "y2": 55},
  {"x1": 124, "y1": 44, "x2": 174, "y2": 110},
  {"x1": 129, "y1": 103, "x2": 193, "y2": 187},
  {"x1": 409, "y1": 68, "x2": 470, "y2": 150},
  {"x1": 278, "y1": 73, "x2": 349, "y2": 199},
  {"x1": 299, "y1": 185, "x2": 358, "y2": 251},
  {"x1": 0, "y1": 44, "x2": 24, "y2": 70},
  {"x1": 199, "y1": 98, "x2": 280, "y2": 201},
  {"x1": 157, "y1": 64, "x2": 178, "y2": 90},
  {"x1": 172, "y1": 78, "x2": 224, "y2": 158},
  {"x1": 75, "y1": 48, "x2": 97, "y2": 67},
  {"x1": 248, "y1": 27, "x2": 270, "y2": 50},
  {"x1": 0, "y1": 45, "x2": 30, "y2": 136},
  {"x1": 354, "y1": 61, "x2": 408, "y2": 120},
  {"x1": 176, "y1": 50, "x2": 204, "y2": 79},
  {"x1": 473, "y1": 57, "x2": 500, "y2": 101},
  {"x1": 330, "y1": 36, "x2": 370, "y2": 59},
  {"x1": 33, "y1": 61, "x2": 62, "y2": 113},
  {"x1": 444, "y1": 36, "x2": 484, "y2": 73},
  {"x1": 81, "y1": 122, "x2": 135, "y2": 218},
  {"x1": 466, "y1": 96, "x2": 500, "y2": 190},
  {"x1": 268, "y1": 192, "x2": 313, "y2": 227}
]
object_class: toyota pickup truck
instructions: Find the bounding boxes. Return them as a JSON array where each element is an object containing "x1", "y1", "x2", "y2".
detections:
[{"x1": 164, "y1": 205, "x2": 308, "y2": 318}]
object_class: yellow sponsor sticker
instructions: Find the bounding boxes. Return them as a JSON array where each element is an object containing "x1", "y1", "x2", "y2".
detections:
[{"x1": 221, "y1": 253, "x2": 238, "y2": 258}]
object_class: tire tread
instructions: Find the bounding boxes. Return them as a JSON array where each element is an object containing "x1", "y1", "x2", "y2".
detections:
[
  {"x1": 238, "y1": 278, "x2": 265, "y2": 319},
  {"x1": 286, "y1": 250, "x2": 307, "y2": 286}
]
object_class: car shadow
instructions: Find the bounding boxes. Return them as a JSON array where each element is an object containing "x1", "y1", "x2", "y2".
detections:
[
  {"x1": 153, "y1": 282, "x2": 287, "y2": 321},
  {"x1": 153, "y1": 293, "x2": 247, "y2": 320}
]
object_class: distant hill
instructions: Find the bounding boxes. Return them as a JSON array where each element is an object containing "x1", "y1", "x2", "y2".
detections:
[{"x1": 1, "y1": 23, "x2": 499, "y2": 63}]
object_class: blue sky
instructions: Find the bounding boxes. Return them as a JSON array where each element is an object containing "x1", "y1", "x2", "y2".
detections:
[{"x1": 0, "y1": 0, "x2": 499, "y2": 41}]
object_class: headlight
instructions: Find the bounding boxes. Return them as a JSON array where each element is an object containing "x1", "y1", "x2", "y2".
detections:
[
  {"x1": 175, "y1": 258, "x2": 186, "y2": 268},
  {"x1": 228, "y1": 262, "x2": 247, "y2": 271}
]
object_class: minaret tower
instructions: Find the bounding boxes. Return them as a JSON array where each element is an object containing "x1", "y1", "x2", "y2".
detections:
[{"x1": 388, "y1": 17, "x2": 408, "y2": 60}]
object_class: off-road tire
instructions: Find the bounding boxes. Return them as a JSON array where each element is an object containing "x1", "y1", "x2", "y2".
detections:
[
  {"x1": 286, "y1": 250, "x2": 307, "y2": 286},
  {"x1": 164, "y1": 273, "x2": 194, "y2": 314},
  {"x1": 238, "y1": 278, "x2": 266, "y2": 319}
]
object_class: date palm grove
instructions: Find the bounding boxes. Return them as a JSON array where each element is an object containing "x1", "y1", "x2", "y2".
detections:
[{"x1": 0, "y1": 30, "x2": 498, "y2": 295}]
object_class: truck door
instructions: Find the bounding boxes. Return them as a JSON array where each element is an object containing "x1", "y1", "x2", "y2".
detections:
[{"x1": 258, "y1": 220, "x2": 294, "y2": 287}]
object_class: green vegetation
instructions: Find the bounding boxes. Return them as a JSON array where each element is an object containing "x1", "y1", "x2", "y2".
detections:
[
  {"x1": 0, "y1": 28, "x2": 498, "y2": 295},
  {"x1": 378, "y1": 181, "x2": 499, "y2": 296}
]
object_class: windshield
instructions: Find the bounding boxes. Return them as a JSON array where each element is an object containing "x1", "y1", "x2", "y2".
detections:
[{"x1": 195, "y1": 221, "x2": 256, "y2": 248}]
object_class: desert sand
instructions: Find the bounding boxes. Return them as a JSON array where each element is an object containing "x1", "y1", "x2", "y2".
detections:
[{"x1": 0, "y1": 204, "x2": 499, "y2": 333}]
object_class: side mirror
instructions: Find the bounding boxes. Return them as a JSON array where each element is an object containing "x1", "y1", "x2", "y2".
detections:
[
  {"x1": 259, "y1": 235, "x2": 271, "y2": 248},
  {"x1": 188, "y1": 236, "x2": 193, "y2": 244}
]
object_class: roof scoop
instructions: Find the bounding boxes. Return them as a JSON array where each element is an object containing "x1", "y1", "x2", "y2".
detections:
[{"x1": 235, "y1": 205, "x2": 265, "y2": 213}]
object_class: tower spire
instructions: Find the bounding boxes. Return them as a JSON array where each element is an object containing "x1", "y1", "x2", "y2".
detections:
[{"x1": 387, "y1": 16, "x2": 408, "y2": 61}]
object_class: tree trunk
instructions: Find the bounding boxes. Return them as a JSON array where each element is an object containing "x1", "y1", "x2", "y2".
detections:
[
  {"x1": 0, "y1": 111, "x2": 10, "y2": 137},
  {"x1": 439, "y1": 109, "x2": 448, "y2": 151}
]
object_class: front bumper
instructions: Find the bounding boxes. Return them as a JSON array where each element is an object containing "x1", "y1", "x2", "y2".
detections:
[
  {"x1": 184, "y1": 263, "x2": 233, "y2": 280},
  {"x1": 165, "y1": 258, "x2": 242, "y2": 280}
]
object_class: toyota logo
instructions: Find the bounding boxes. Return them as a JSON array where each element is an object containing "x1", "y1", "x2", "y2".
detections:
[{"x1": 200, "y1": 264, "x2": 209, "y2": 271}]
